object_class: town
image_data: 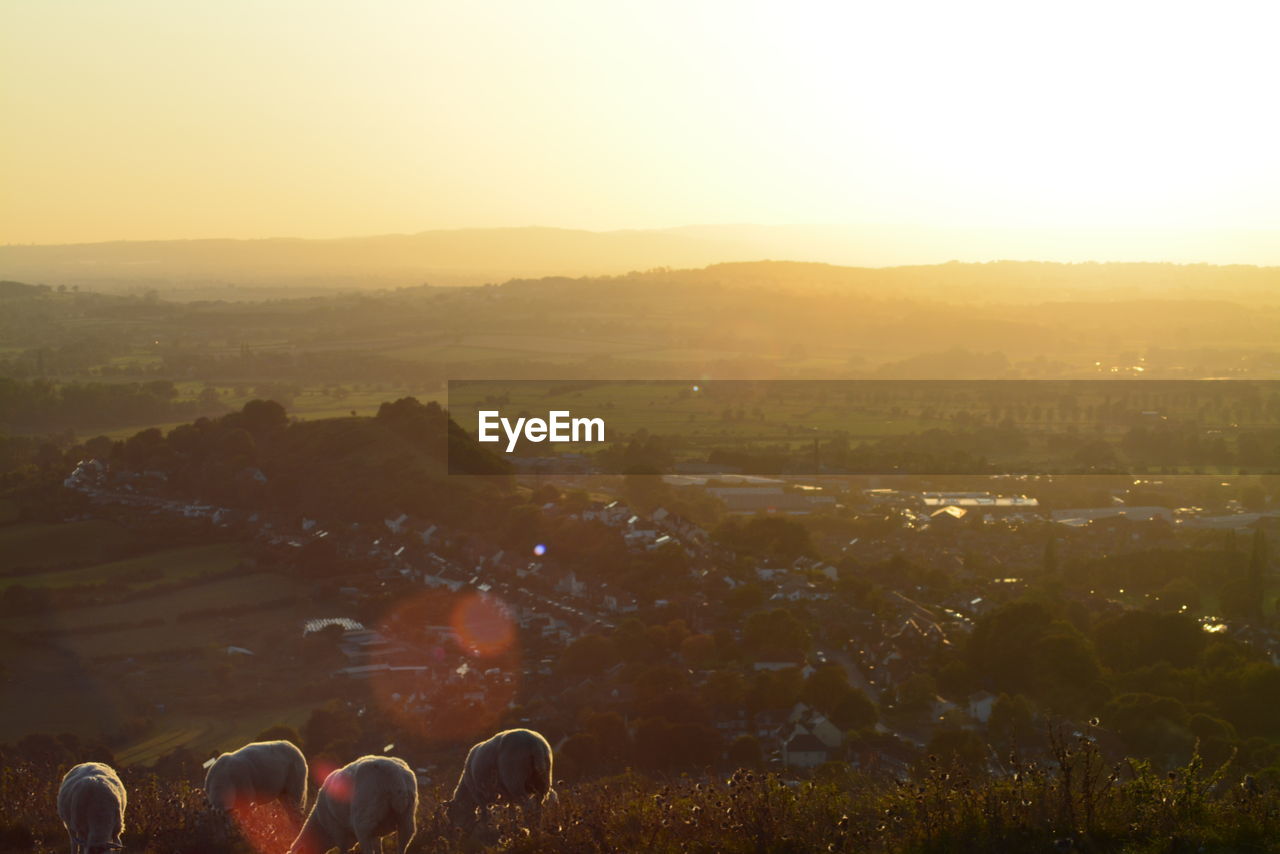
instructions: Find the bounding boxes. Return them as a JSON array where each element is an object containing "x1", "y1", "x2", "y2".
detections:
[{"x1": 37, "y1": 416, "x2": 1277, "y2": 791}]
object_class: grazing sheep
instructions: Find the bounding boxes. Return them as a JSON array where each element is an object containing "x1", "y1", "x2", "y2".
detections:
[
  {"x1": 205, "y1": 739, "x2": 309, "y2": 825},
  {"x1": 287, "y1": 755, "x2": 417, "y2": 854},
  {"x1": 447, "y1": 728, "x2": 556, "y2": 828},
  {"x1": 57, "y1": 762, "x2": 126, "y2": 854}
]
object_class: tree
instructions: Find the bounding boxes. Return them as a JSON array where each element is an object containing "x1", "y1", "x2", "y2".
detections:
[
  {"x1": 1188, "y1": 712, "x2": 1238, "y2": 766},
  {"x1": 743, "y1": 609, "x2": 811, "y2": 661},
  {"x1": 802, "y1": 665, "x2": 855, "y2": 717},
  {"x1": 1104, "y1": 693, "x2": 1193, "y2": 763},
  {"x1": 987, "y1": 693, "x2": 1036, "y2": 748},
  {"x1": 831, "y1": 690, "x2": 877, "y2": 731},
  {"x1": 632, "y1": 718, "x2": 721, "y2": 771},
  {"x1": 240, "y1": 398, "x2": 288, "y2": 434},
  {"x1": 558, "y1": 733, "x2": 602, "y2": 780},
  {"x1": 1248, "y1": 528, "x2": 1270, "y2": 620},
  {"x1": 890, "y1": 672, "x2": 937, "y2": 723},
  {"x1": 969, "y1": 601, "x2": 1104, "y2": 714},
  {"x1": 303, "y1": 702, "x2": 360, "y2": 756},
  {"x1": 925, "y1": 727, "x2": 988, "y2": 773},
  {"x1": 680, "y1": 633, "x2": 717, "y2": 669},
  {"x1": 714, "y1": 516, "x2": 815, "y2": 560},
  {"x1": 559, "y1": 634, "x2": 618, "y2": 678},
  {"x1": 1043, "y1": 535, "x2": 1059, "y2": 576},
  {"x1": 727, "y1": 582, "x2": 767, "y2": 612},
  {"x1": 582, "y1": 711, "x2": 630, "y2": 766},
  {"x1": 1093, "y1": 611, "x2": 1207, "y2": 672},
  {"x1": 703, "y1": 669, "x2": 747, "y2": 712},
  {"x1": 727, "y1": 734, "x2": 764, "y2": 769},
  {"x1": 256, "y1": 724, "x2": 303, "y2": 745},
  {"x1": 747, "y1": 668, "x2": 803, "y2": 716}
]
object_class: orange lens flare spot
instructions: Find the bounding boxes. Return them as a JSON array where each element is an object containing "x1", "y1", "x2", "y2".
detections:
[
  {"x1": 310, "y1": 758, "x2": 341, "y2": 790},
  {"x1": 450, "y1": 593, "x2": 516, "y2": 658},
  {"x1": 370, "y1": 589, "x2": 523, "y2": 743},
  {"x1": 230, "y1": 801, "x2": 296, "y2": 854},
  {"x1": 323, "y1": 768, "x2": 355, "y2": 805}
]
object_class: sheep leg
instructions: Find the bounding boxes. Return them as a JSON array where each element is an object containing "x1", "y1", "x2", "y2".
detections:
[
  {"x1": 525, "y1": 795, "x2": 544, "y2": 827},
  {"x1": 283, "y1": 799, "x2": 306, "y2": 835},
  {"x1": 355, "y1": 832, "x2": 383, "y2": 854},
  {"x1": 498, "y1": 748, "x2": 545, "y2": 827},
  {"x1": 395, "y1": 811, "x2": 416, "y2": 854},
  {"x1": 286, "y1": 763, "x2": 309, "y2": 827}
]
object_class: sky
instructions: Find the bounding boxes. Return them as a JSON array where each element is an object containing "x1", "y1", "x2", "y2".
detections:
[{"x1": 3, "y1": 0, "x2": 1279, "y2": 248}]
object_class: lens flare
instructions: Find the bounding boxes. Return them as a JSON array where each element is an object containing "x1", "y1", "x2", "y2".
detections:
[
  {"x1": 533, "y1": 543, "x2": 547, "y2": 556},
  {"x1": 322, "y1": 766, "x2": 355, "y2": 805},
  {"x1": 228, "y1": 801, "x2": 297, "y2": 854},
  {"x1": 371, "y1": 589, "x2": 522, "y2": 743},
  {"x1": 451, "y1": 593, "x2": 517, "y2": 658},
  {"x1": 309, "y1": 757, "x2": 341, "y2": 790}
]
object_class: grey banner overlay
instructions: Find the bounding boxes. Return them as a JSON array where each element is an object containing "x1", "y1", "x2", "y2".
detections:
[{"x1": 447, "y1": 380, "x2": 1280, "y2": 476}]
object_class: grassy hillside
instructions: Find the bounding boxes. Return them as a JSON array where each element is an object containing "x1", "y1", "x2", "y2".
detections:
[{"x1": 1, "y1": 746, "x2": 1278, "y2": 853}]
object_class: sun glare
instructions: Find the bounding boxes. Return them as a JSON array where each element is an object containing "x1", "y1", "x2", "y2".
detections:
[{"x1": 2, "y1": 1, "x2": 1277, "y2": 244}]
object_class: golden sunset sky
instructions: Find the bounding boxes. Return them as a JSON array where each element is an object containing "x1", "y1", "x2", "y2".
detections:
[{"x1": 3, "y1": 1, "x2": 1278, "y2": 247}]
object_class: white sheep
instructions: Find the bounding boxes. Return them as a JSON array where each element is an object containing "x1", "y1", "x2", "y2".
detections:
[
  {"x1": 447, "y1": 728, "x2": 556, "y2": 828},
  {"x1": 204, "y1": 739, "x2": 309, "y2": 825},
  {"x1": 287, "y1": 755, "x2": 417, "y2": 854},
  {"x1": 57, "y1": 762, "x2": 127, "y2": 854}
]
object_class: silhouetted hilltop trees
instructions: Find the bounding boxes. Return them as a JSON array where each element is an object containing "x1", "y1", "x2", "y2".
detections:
[
  {"x1": 97, "y1": 398, "x2": 508, "y2": 522},
  {"x1": 0, "y1": 377, "x2": 225, "y2": 433}
]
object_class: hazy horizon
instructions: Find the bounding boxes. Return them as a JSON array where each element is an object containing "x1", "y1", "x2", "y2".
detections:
[
  {"x1": 6, "y1": 223, "x2": 1280, "y2": 291},
  {"x1": 5, "y1": 1, "x2": 1279, "y2": 258}
]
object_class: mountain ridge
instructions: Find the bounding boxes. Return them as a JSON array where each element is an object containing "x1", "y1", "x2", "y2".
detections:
[{"x1": 5, "y1": 224, "x2": 1280, "y2": 289}]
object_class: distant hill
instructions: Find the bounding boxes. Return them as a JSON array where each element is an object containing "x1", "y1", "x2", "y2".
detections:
[
  {"x1": 0, "y1": 280, "x2": 50, "y2": 297},
  {"x1": 5, "y1": 224, "x2": 1280, "y2": 290},
  {"x1": 0, "y1": 227, "x2": 741, "y2": 289}
]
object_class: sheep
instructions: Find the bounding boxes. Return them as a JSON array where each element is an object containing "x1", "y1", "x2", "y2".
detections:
[
  {"x1": 287, "y1": 755, "x2": 417, "y2": 854},
  {"x1": 57, "y1": 762, "x2": 126, "y2": 854},
  {"x1": 446, "y1": 728, "x2": 556, "y2": 829},
  {"x1": 204, "y1": 739, "x2": 309, "y2": 826}
]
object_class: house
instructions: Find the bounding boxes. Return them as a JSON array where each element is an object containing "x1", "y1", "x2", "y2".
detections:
[
  {"x1": 920, "y1": 492, "x2": 1040, "y2": 515},
  {"x1": 339, "y1": 630, "x2": 399, "y2": 661},
  {"x1": 928, "y1": 506, "x2": 968, "y2": 529},
  {"x1": 1051, "y1": 506, "x2": 1173, "y2": 526},
  {"x1": 968, "y1": 691, "x2": 998, "y2": 724},
  {"x1": 782, "y1": 730, "x2": 830, "y2": 769},
  {"x1": 602, "y1": 592, "x2": 639, "y2": 614},
  {"x1": 556, "y1": 571, "x2": 587, "y2": 598},
  {"x1": 930, "y1": 695, "x2": 959, "y2": 721},
  {"x1": 334, "y1": 663, "x2": 392, "y2": 679},
  {"x1": 753, "y1": 661, "x2": 800, "y2": 672},
  {"x1": 423, "y1": 570, "x2": 465, "y2": 592},
  {"x1": 787, "y1": 704, "x2": 844, "y2": 751}
]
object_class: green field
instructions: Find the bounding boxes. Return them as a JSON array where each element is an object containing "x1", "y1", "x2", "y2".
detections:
[
  {"x1": 0, "y1": 542, "x2": 242, "y2": 592},
  {"x1": 114, "y1": 703, "x2": 315, "y2": 767},
  {"x1": 0, "y1": 566, "x2": 318, "y2": 745},
  {"x1": 446, "y1": 380, "x2": 940, "y2": 450},
  {"x1": 3, "y1": 571, "x2": 301, "y2": 648},
  {"x1": 0, "y1": 519, "x2": 139, "y2": 572}
]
